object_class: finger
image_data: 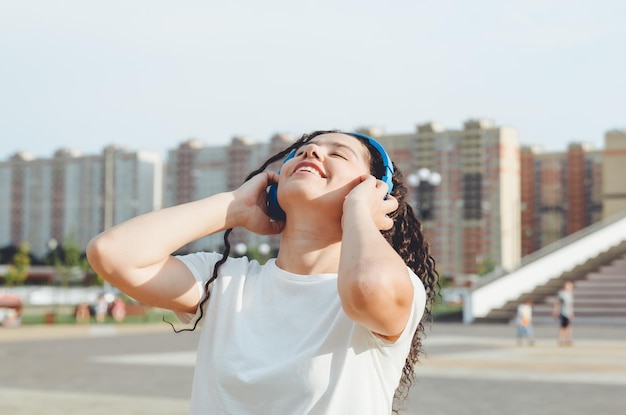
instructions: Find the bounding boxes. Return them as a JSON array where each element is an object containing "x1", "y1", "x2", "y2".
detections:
[
  {"x1": 264, "y1": 219, "x2": 285, "y2": 235},
  {"x1": 380, "y1": 216, "x2": 394, "y2": 231},
  {"x1": 359, "y1": 174, "x2": 373, "y2": 183},
  {"x1": 376, "y1": 178, "x2": 390, "y2": 195},
  {"x1": 266, "y1": 171, "x2": 280, "y2": 185},
  {"x1": 384, "y1": 194, "x2": 399, "y2": 213}
]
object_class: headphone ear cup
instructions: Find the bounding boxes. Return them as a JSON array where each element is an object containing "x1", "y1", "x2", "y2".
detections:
[
  {"x1": 267, "y1": 184, "x2": 286, "y2": 221},
  {"x1": 266, "y1": 148, "x2": 296, "y2": 221}
]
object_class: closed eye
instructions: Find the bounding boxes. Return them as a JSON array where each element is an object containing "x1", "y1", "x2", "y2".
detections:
[{"x1": 331, "y1": 152, "x2": 348, "y2": 160}]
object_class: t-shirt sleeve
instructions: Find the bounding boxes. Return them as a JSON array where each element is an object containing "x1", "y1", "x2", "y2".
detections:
[
  {"x1": 396, "y1": 268, "x2": 427, "y2": 344},
  {"x1": 172, "y1": 251, "x2": 222, "y2": 325},
  {"x1": 374, "y1": 267, "x2": 427, "y2": 347}
]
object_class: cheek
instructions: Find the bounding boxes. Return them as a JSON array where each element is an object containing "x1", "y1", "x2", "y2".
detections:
[
  {"x1": 348, "y1": 175, "x2": 364, "y2": 189},
  {"x1": 342, "y1": 165, "x2": 369, "y2": 185},
  {"x1": 334, "y1": 176, "x2": 365, "y2": 196}
]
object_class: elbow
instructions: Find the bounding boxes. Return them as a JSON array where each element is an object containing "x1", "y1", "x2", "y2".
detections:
[
  {"x1": 339, "y1": 282, "x2": 408, "y2": 338},
  {"x1": 338, "y1": 265, "x2": 413, "y2": 337},
  {"x1": 85, "y1": 235, "x2": 101, "y2": 270},
  {"x1": 338, "y1": 276, "x2": 394, "y2": 319},
  {"x1": 338, "y1": 280, "x2": 368, "y2": 316},
  {"x1": 338, "y1": 259, "x2": 400, "y2": 309},
  {"x1": 86, "y1": 234, "x2": 116, "y2": 283}
]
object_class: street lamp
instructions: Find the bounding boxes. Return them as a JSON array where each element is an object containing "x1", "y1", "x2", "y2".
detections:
[
  {"x1": 258, "y1": 243, "x2": 271, "y2": 256},
  {"x1": 407, "y1": 168, "x2": 442, "y2": 220},
  {"x1": 47, "y1": 238, "x2": 58, "y2": 265},
  {"x1": 234, "y1": 243, "x2": 248, "y2": 257}
]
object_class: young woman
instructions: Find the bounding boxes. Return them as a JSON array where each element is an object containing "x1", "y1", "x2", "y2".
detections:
[{"x1": 87, "y1": 130, "x2": 438, "y2": 414}]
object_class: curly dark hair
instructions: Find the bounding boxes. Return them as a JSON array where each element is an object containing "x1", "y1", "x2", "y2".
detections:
[{"x1": 175, "y1": 130, "x2": 439, "y2": 413}]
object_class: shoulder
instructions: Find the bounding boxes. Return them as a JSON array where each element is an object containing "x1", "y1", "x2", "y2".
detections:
[
  {"x1": 408, "y1": 268, "x2": 426, "y2": 309},
  {"x1": 385, "y1": 267, "x2": 426, "y2": 345},
  {"x1": 175, "y1": 252, "x2": 262, "y2": 282},
  {"x1": 175, "y1": 252, "x2": 222, "y2": 280}
]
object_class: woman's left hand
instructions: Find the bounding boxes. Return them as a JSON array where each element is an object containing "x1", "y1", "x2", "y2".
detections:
[{"x1": 343, "y1": 175, "x2": 398, "y2": 231}]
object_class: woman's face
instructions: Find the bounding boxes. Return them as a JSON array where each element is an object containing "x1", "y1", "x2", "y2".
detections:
[{"x1": 277, "y1": 133, "x2": 372, "y2": 213}]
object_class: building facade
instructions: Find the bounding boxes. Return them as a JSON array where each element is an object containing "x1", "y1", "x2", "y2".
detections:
[
  {"x1": 164, "y1": 134, "x2": 294, "y2": 253},
  {"x1": 374, "y1": 119, "x2": 521, "y2": 278},
  {"x1": 3, "y1": 122, "x2": 624, "y2": 282},
  {"x1": 603, "y1": 129, "x2": 626, "y2": 218},
  {"x1": 0, "y1": 147, "x2": 162, "y2": 258},
  {"x1": 520, "y1": 143, "x2": 603, "y2": 256}
]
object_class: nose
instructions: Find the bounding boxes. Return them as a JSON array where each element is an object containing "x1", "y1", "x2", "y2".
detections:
[{"x1": 302, "y1": 143, "x2": 324, "y2": 160}]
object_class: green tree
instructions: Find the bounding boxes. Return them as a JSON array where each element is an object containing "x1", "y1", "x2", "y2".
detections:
[
  {"x1": 54, "y1": 236, "x2": 89, "y2": 287},
  {"x1": 4, "y1": 242, "x2": 31, "y2": 286},
  {"x1": 476, "y1": 256, "x2": 496, "y2": 277}
]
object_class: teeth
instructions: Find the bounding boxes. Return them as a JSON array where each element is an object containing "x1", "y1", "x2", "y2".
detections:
[{"x1": 296, "y1": 166, "x2": 321, "y2": 177}]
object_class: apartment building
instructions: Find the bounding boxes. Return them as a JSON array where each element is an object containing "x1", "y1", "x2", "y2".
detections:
[
  {"x1": 374, "y1": 119, "x2": 521, "y2": 278},
  {"x1": 520, "y1": 143, "x2": 603, "y2": 256},
  {"x1": 603, "y1": 129, "x2": 626, "y2": 218},
  {"x1": 0, "y1": 146, "x2": 162, "y2": 258},
  {"x1": 164, "y1": 134, "x2": 294, "y2": 253},
  {"x1": 149, "y1": 126, "x2": 624, "y2": 277},
  {"x1": 3, "y1": 123, "x2": 622, "y2": 281}
]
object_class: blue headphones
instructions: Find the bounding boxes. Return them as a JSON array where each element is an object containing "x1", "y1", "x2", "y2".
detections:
[{"x1": 266, "y1": 132, "x2": 394, "y2": 221}]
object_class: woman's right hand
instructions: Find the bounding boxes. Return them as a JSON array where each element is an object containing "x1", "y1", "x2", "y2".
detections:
[
  {"x1": 86, "y1": 171, "x2": 284, "y2": 313},
  {"x1": 231, "y1": 171, "x2": 285, "y2": 235}
]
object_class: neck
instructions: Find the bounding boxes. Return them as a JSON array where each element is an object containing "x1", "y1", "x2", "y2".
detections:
[{"x1": 276, "y1": 215, "x2": 342, "y2": 275}]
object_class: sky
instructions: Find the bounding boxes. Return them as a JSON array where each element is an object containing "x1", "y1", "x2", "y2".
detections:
[{"x1": 1, "y1": 0, "x2": 625, "y2": 160}]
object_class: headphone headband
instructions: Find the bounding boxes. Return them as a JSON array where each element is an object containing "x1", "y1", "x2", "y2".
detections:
[
  {"x1": 267, "y1": 131, "x2": 395, "y2": 221},
  {"x1": 345, "y1": 132, "x2": 394, "y2": 194},
  {"x1": 281, "y1": 132, "x2": 394, "y2": 192}
]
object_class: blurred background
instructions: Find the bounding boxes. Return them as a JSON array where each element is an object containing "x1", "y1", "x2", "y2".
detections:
[
  {"x1": 1, "y1": 0, "x2": 625, "y2": 327},
  {"x1": 1, "y1": 2, "x2": 626, "y2": 414}
]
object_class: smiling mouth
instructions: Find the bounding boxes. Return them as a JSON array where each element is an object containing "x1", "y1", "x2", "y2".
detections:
[{"x1": 294, "y1": 165, "x2": 325, "y2": 178}]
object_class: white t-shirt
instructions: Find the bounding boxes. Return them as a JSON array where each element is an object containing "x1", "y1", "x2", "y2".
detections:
[{"x1": 175, "y1": 253, "x2": 426, "y2": 415}]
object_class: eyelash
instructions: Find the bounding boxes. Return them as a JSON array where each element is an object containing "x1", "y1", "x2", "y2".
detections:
[{"x1": 294, "y1": 148, "x2": 347, "y2": 160}]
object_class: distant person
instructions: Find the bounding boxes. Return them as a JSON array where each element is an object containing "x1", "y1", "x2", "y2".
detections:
[
  {"x1": 553, "y1": 281, "x2": 574, "y2": 346},
  {"x1": 94, "y1": 294, "x2": 109, "y2": 324},
  {"x1": 111, "y1": 297, "x2": 127, "y2": 323},
  {"x1": 515, "y1": 299, "x2": 534, "y2": 346},
  {"x1": 75, "y1": 302, "x2": 91, "y2": 324}
]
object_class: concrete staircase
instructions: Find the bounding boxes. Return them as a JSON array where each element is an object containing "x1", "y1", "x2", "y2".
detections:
[
  {"x1": 533, "y1": 254, "x2": 626, "y2": 325},
  {"x1": 477, "y1": 241, "x2": 626, "y2": 325}
]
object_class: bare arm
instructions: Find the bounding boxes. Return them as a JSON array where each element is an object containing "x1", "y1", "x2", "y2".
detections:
[
  {"x1": 337, "y1": 176, "x2": 414, "y2": 341},
  {"x1": 553, "y1": 300, "x2": 559, "y2": 318},
  {"x1": 86, "y1": 172, "x2": 284, "y2": 313}
]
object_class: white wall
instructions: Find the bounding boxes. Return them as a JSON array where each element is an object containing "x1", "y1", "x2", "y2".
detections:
[{"x1": 463, "y1": 211, "x2": 626, "y2": 323}]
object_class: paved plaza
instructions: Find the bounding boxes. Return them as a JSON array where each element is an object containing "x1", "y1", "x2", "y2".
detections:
[{"x1": 1, "y1": 322, "x2": 625, "y2": 414}]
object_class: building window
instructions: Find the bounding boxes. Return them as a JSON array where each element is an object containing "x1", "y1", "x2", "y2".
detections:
[{"x1": 463, "y1": 173, "x2": 482, "y2": 219}]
